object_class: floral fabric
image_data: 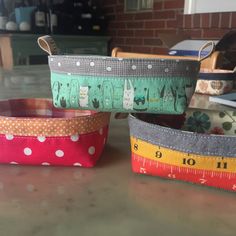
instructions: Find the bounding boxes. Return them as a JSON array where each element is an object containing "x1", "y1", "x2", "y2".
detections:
[
  {"x1": 184, "y1": 110, "x2": 236, "y2": 135},
  {"x1": 195, "y1": 79, "x2": 233, "y2": 95}
]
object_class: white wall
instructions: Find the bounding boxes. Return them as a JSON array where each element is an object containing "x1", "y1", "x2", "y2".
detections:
[{"x1": 184, "y1": 0, "x2": 236, "y2": 14}]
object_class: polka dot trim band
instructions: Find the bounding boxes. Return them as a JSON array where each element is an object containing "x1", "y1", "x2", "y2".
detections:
[
  {"x1": 0, "y1": 99, "x2": 111, "y2": 137},
  {"x1": 48, "y1": 55, "x2": 200, "y2": 78}
]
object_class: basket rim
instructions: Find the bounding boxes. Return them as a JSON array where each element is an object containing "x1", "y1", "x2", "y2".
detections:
[
  {"x1": 48, "y1": 54, "x2": 200, "y2": 63},
  {"x1": 128, "y1": 114, "x2": 236, "y2": 157},
  {"x1": 0, "y1": 98, "x2": 110, "y2": 137},
  {"x1": 48, "y1": 55, "x2": 200, "y2": 78}
]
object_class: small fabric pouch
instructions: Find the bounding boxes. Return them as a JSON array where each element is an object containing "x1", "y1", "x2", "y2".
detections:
[
  {"x1": 129, "y1": 114, "x2": 236, "y2": 192},
  {"x1": 0, "y1": 98, "x2": 110, "y2": 167},
  {"x1": 195, "y1": 69, "x2": 236, "y2": 95}
]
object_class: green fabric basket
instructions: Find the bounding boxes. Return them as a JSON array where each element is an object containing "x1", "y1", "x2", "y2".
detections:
[{"x1": 38, "y1": 36, "x2": 200, "y2": 114}]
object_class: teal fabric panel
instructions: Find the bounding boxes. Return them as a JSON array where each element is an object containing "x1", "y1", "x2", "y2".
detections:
[{"x1": 51, "y1": 72, "x2": 196, "y2": 114}]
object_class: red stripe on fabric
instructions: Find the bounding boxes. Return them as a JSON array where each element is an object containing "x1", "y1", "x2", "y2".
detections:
[{"x1": 131, "y1": 153, "x2": 236, "y2": 192}]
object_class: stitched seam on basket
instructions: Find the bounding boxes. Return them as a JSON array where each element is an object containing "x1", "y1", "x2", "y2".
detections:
[
  {"x1": 0, "y1": 115, "x2": 110, "y2": 136},
  {"x1": 130, "y1": 136, "x2": 236, "y2": 160},
  {"x1": 130, "y1": 132, "x2": 236, "y2": 157},
  {"x1": 50, "y1": 72, "x2": 197, "y2": 80},
  {"x1": 129, "y1": 116, "x2": 236, "y2": 156},
  {"x1": 0, "y1": 125, "x2": 108, "y2": 138},
  {"x1": 49, "y1": 55, "x2": 199, "y2": 63}
]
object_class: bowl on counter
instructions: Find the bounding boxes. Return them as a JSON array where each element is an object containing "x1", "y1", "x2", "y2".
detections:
[{"x1": 0, "y1": 98, "x2": 110, "y2": 167}]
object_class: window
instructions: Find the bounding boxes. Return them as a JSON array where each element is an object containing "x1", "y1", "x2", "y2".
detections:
[
  {"x1": 184, "y1": 0, "x2": 236, "y2": 14},
  {"x1": 125, "y1": 0, "x2": 153, "y2": 12}
]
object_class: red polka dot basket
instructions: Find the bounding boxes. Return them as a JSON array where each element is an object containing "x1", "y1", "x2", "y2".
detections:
[{"x1": 0, "y1": 98, "x2": 110, "y2": 167}]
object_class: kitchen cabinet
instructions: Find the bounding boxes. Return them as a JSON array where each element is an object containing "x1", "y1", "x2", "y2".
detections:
[{"x1": 0, "y1": 34, "x2": 111, "y2": 70}]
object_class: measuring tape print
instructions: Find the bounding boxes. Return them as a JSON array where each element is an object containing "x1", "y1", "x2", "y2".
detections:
[{"x1": 130, "y1": 136, "x2": 236, "y2": 191}]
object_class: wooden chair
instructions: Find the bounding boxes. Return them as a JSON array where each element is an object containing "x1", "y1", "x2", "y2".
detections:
[{"x1": 111, "y1": 47, "x2": 224, "y2": 70}]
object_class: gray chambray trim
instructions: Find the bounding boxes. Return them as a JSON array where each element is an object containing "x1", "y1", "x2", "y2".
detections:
[
  {"x1": 48, "y1": 55, "x2": 200, "y2": 78},
  {"x1": 128, "y1": 115, "x2": 236, "y2": 157}
]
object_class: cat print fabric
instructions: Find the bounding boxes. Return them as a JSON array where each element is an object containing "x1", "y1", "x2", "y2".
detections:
[
  {"x1": 43, "y1": 45, "x2": 200, "y2": 114},
  {"x1": 52, "y1": 81, "x2": 60, "y2": 107},
  {"x1": 79, "y1": 86, "x2": 89, "y2": 107},
  {"x1": 89, "y1": 85, "x2": 102, "y2": 109},
  {"x1": 123, "y1": 79, "x2": 134, "y2": 110},
  {"x1": 103, "y1": 81, "x2": 113, "y2": 109},
  {"x1": 113, "y1": 85, "x2": 123, "y2": 108},
  {"x1": 133, "y1": 81, "x2": 149, "y2": 112},
  {"x1": 51, "y1": 73, "x2": 196, "y2": 114},
  {"x1": 70, "y1": 80, "x2": 79, "y2": 108},
  {"x1": 52, "y1": 81, "x2": 71, "y2": 108}
]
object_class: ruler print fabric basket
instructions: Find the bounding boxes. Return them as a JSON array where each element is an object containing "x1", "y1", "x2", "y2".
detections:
[
  {"x1": 38, "y1": 35, "x2": 200, "y2": 114},
  {"x1": 0, "y1": 98, "x2": 110, "y2": 167},
  {"x1": 129, "y1": 114, "x2": 236, "y2": 192}
]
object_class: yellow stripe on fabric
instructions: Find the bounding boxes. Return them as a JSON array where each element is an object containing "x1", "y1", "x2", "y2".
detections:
[{"x1": 130, "y1": 136, "x2": 236, "y2": 173}]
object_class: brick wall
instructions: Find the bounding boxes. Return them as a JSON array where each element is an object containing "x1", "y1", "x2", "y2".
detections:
[{"x1": 100, "y1": 0, "x2": 236, "y2": 54}]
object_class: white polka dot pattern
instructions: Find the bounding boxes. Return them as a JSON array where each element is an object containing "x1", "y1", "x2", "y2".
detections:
[
  {"x1": 70, "y1": 135, "x2": 79, "y2": 142},
  {"x1": 73, "y1": 163, "x2": 82, "y2": 167},
  {"x1": 24, "y1": 148, "x2": 32, "y2": 156},
  {"x1": 55, "y1": 150, "x2": 64, "y2": 158},
  {"x1": 99, "y1": 128, "x2": 103, "y2": 135},
  {"x1": 5, "y1": 134, "x2": 14, "y2": 140},
  {"x1": 88, "y1": 146, "x2": 95, "y2": 155},
  {"x1": 0, "y1": 102, "x2": 110, "y2": 137},
  {"x1": 10, "y1": 161, "x2": 18, "y2": 165},
  {"x1": 42, "y1": 162, "x2": 50, "y2": 166},
  {"x1": 106, "y1": 66, "x2": 112, "y2": 71},
  {"x1": 37, "y1": 136, "x2": 46, "y2": 142},
  {"x1": 48, "y1": 55, "x2": 200, "y2": 79},
  {"x1": 0, "y1": 124, "x2": 108, "y2": 168}
]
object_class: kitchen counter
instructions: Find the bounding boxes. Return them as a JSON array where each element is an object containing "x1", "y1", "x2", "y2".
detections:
[{"x1": 0, "y1": 66, "x2": 236, "y2": 236}]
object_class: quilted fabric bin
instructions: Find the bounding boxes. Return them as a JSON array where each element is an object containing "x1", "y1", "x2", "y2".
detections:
[
  {"x1": 129, "y1": 114, "x2": 236, "y2": 192},
  {"x1": 195, "y1": 69, "x2": 236, "y2": 95},
  {"x1": 0, "y1": 98, "x2": 110, "y2": 167},
  {"x1": 38, "y1": 35, "x2": 200, "y2": 115}
]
